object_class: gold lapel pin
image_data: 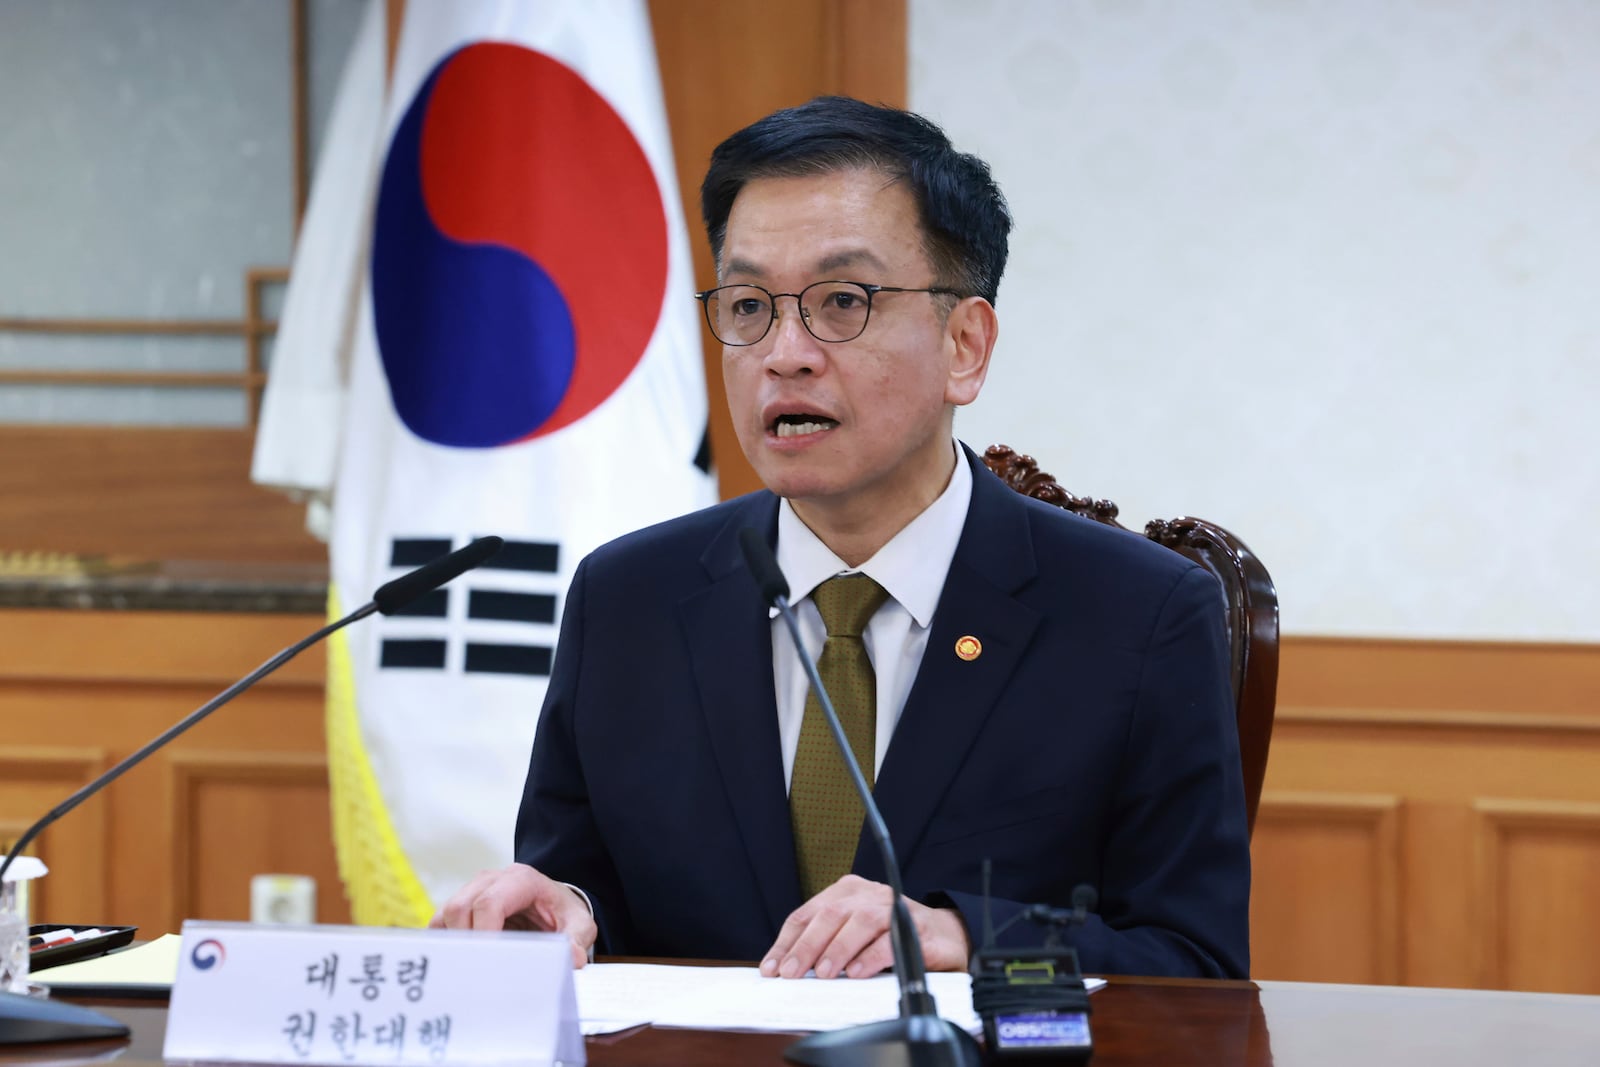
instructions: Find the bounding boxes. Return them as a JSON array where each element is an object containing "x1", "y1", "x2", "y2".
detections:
[{"x1": 954, "y1": 635, "x2": 982, "y2": 661}]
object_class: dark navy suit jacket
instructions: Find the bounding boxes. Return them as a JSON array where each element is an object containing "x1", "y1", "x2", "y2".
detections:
[{"x1": 515, "y1": 446, "x2": 1251, "y2": 978}]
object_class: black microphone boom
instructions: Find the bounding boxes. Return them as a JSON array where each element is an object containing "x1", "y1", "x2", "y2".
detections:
[
  {"x1": 374, "y1": 535, "x2": 503, "y2": 615},
  {"x1": 737, "y1": 528, "x2": 981, "y2": 1067},
  {"x1": 1, "y1": 535, "x2": 504, "y2": 1044}
]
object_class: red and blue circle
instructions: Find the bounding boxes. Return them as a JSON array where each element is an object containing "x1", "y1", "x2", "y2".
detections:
[
  {"x1": 190, "y1": 938, "x2": 225, "y2": 970},
  {"x1": 372, "y1": 43, "x2": 669, "y2": 448}
]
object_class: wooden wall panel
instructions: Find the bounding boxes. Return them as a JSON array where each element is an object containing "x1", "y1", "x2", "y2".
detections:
[
  {"x1": 0, "y1": 609, "x2": 325, "y2": 685},
  {"x1": 832, "y1": 0, "x2": 909, "y2": 107},
  {"x1": 1248, "y1": 636, "x2": 1600, "y2": 994},
  {"x1": 0, "y1": 609, "x2": 328, "y2": 937},
  {"x1": 1474, "y1": 801, "x2": 1600, "y2": 994},
  {"x1": 0, "y1": 748, "x2": 107, "y2": 922},
  {"x1": 170, "y1": 753, "x2": 352, "y2": 930},
  {"x1": 1396, "y1": 802, "x2": 1479, "y2": 989},
  {"x1": 1279, "y1": 636, "x2": 1600, "y2": 718},
  {"x1": 1250, "y1": 793, "x2": 1402, "y2": 985},
  {"x1": 0, "y1": 427, "x2": 323, "y2": 562}
]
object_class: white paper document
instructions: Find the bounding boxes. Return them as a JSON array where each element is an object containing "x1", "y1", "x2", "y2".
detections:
[
  {"x1": 37, "y1": 932, "x2": 182, "y2": 991},
  {"x1": 574, "y1": 963, "x2": 1100, "y2": 1035}
]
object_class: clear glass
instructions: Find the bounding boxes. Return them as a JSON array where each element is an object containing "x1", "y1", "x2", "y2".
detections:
[{"x1": 0, "y1": 880, "x2": 28, "y2": 994}]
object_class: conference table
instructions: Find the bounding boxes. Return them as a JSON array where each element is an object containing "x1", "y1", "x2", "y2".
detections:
[{"x1": 9, "y1": 968, "x2": 1599, "y2": 1066}]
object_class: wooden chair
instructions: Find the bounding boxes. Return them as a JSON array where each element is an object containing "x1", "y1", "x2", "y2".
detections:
[{"x1": 981, "y1": 444, "x2": 1280, "y2": 835}]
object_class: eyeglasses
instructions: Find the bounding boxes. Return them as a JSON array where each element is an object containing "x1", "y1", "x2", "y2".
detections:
[{"x1": 692, "y1": 280, "x2": 964, "y2": 347}]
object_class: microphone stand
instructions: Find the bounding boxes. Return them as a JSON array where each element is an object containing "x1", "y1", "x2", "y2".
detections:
[{"x1": 742, "y1": 530, "x2": 980, "y2": 1067}]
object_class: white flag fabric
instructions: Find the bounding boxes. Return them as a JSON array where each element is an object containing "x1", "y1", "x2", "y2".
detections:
[
  {"x1": 263, "y1": 0, "x2": 716, "y2": 925},
  {"x1": 252, "y1": 0, "x2": 386, "y2": 502}
]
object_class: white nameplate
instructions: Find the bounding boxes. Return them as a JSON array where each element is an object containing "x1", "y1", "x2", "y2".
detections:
[{"x1": 164, "y1": 920, "x2": 583, "y2": 1066}]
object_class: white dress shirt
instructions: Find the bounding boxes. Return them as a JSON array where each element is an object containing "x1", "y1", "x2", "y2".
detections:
[{"x1": 772, "y1": 442, "x2": 973, "y2": 791}]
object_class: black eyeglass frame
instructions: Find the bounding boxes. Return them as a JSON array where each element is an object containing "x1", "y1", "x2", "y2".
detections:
[{"x1": 692, "y1": 280, "x2": 966, "y2": 347}]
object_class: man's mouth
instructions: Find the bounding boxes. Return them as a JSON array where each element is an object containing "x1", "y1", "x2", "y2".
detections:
[{"x1": 771, "y1": 414, "x2": 840, "y2": 438}]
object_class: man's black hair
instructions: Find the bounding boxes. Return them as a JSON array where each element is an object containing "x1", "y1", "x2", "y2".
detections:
[{"x1": 700, "y1": 96, "x2": 1012, "y2": 305}]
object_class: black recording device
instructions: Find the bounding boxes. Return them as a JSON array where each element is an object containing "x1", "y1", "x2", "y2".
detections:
[{"x1": 970, "y1": 864, "x2": 1096, "y2": 1065}]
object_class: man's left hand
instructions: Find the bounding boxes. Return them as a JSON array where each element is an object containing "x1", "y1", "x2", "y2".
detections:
[{"x1": 760, "y1": 874, "x2": 971, "y2": 979}]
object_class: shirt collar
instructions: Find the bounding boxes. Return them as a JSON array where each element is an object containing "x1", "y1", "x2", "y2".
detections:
[{"x1": 775, "y1": 441, "x2": 973, "y2": 628}]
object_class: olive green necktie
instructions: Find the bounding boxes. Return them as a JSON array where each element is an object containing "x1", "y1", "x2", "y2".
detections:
[{"x1": 790, "y1": 573, "x2": 890, "y2": 899}]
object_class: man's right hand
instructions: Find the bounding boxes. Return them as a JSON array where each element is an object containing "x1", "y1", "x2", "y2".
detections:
[{"x1": 429, "y1": 862, "x2": 597, "y2": 969}]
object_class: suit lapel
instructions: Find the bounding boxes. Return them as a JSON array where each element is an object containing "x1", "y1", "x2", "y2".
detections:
[
  {"x1": 679, "y1": 495, "x2": 802, "y2": 934},
  {"x1": 862, "y1": 450, "x2": 1042, "y2": 881}
]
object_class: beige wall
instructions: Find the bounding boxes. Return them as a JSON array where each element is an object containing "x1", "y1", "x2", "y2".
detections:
[{"x1": 910, "y1": 0, "x2": 1600, "y2": 643}]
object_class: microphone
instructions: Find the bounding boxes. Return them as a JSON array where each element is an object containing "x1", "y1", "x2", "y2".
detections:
[
  {"x1": 1070, "y1": 884, "x2": 1097, "y2": 927},
  {"x1": 1, "y1": 536, "x2": 503, "y2": 1043},
  {"x1": 373, "y1": 534, "x2": 503, "y2": 615},
  {"x1": 738, "y1": 528, "x2": 980, "y2": 1067}
]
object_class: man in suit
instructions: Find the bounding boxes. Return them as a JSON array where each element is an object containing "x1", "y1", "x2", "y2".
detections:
[{"x1": 435, "y1": 97, "x2": 1250, "y2": 980}]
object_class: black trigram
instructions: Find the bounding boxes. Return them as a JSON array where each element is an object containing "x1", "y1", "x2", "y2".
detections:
[{"x1": 378, "y1": 537, "x2": 559, "y2": 676}]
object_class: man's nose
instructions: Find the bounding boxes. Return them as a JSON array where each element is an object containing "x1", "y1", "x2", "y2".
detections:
[{"x1": 763, "y1": 297, "x2": 825, "y2": 373}]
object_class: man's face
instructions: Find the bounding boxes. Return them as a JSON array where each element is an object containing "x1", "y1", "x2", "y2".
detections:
[{"x1": 718, "y1": 168, "x2": 985, "y2": 526}]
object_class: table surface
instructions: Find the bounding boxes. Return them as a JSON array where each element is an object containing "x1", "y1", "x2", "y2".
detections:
[{"x1": 7, "y1": 973, "x2": 1600, "y2": 1066}]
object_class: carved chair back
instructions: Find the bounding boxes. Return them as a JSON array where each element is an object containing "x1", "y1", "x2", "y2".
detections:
[{"x1": 981, "y1": 445, "x2": 1280, "y2": 835}]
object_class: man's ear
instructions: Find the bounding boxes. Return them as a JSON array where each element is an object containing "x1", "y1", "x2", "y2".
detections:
[{"x1": 945, "y1": 297, "x2": 999, "y2": 408}]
